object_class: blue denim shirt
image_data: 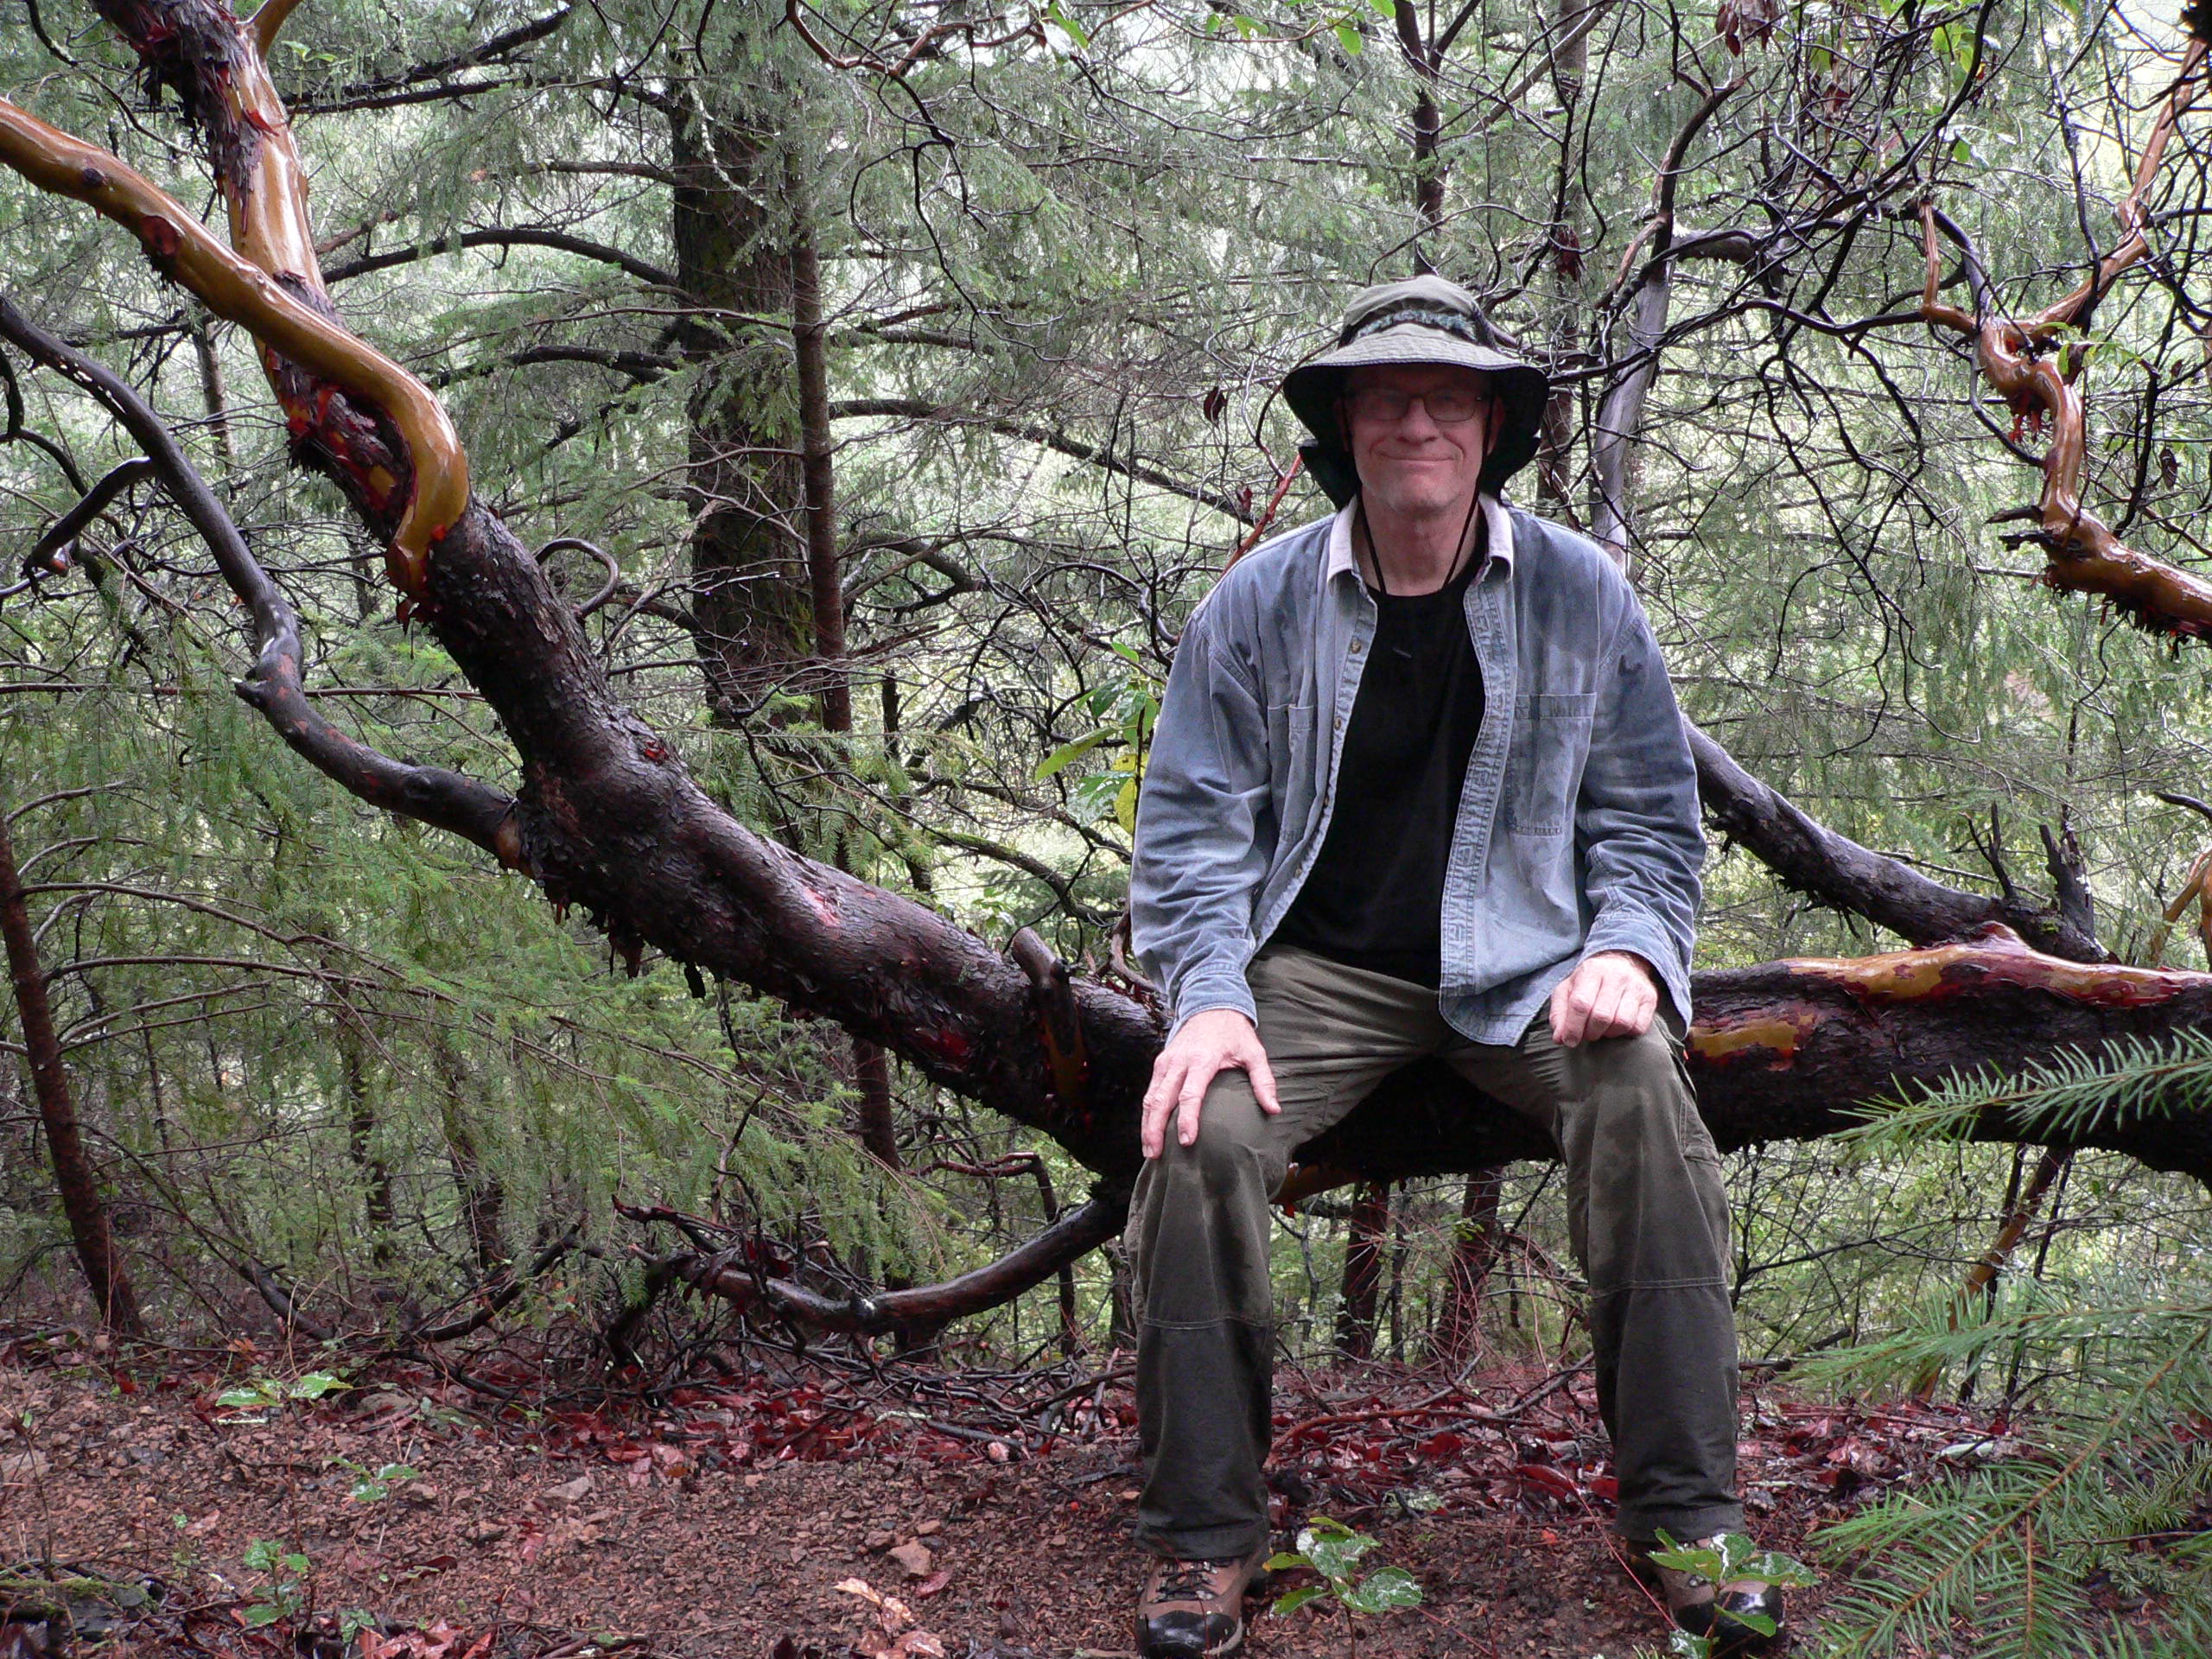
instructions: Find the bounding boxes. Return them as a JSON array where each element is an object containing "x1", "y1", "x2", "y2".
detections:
[{"x1": 1129, "y1": 497, "x2": 1703, "y2": 1046}]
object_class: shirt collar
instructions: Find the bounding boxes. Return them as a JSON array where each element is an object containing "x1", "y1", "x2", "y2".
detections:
[{"x1": 1326, "y1": 493, "x2": 1516, "y2": 586}]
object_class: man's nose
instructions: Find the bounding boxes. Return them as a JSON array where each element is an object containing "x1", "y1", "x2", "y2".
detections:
[{"x1": 1395, "y1": 398, "x2": 1446, "y2": 438}]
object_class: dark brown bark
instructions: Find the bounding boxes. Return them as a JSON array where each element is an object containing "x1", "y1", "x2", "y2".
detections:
[
  {"x1": 1336, "y1": 1180, "x2": 1390, "y2": 1357},
  {"x1": 852, "y1": 1040, "x2": 900, "y2": 1169},
  {"x1": 435, "y1": 1045, "x2": 507, "y2": 1276},
  {"x1": 1688, "y1": 721, "x2": 2105, "y2": 959},
  {"x1": 338, "y1": 1010, "x2": 395, "y2": 1268},
  {"x1": 786, "y1": 169, "x2": 899, "y2": 1167},
  {"x1": 1390, "y1": 1, "x2": 1444, "y2": 261},
  {"x1": 791, "y1": 175, "x2": 849, "y2": 735},
  {"x1": 0, "y1": 779, "x2": 145, "y2": 1336},
  {"x1": 671, "y1": 98, "x2": 810, "y2": 723},
  {"x1": 628, "y1": 1190, "x2": 1127, "y2": 1340},
  {"x1": 1429, "y1": 1167, "x2": 1503, "y2": 1370}
]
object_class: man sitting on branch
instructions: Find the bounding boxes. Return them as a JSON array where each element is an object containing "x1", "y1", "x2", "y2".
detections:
[{"x1": 1125, "y1": 274, "x2": 1779, "y2": 1656}]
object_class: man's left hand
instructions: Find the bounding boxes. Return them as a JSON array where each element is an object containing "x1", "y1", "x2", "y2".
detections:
[{"x1": 1548, "y1": 950, "x2": 1660, "y2": 1047}]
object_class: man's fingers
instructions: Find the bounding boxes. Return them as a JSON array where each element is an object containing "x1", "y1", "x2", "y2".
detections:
[
  {"x1": 1624, "y1": 979, "x2": 1658, "y2": 1036},
  {"x1": 1552, "y1": 976, "x2": 1589, "y2": 1046},
  {"x1": 1176, "y1": 1060, "x2": 1217, "y2": 1147},
  {"x1": 1141, "y1": 1057, "x2": 1184, "y2": 1158},
  {"x1": 1586, "y1": 973, "x2": 1627, "y2": 1038},
  {"x1": 1246, "y1": 1046, "x2": 1281, "y2": 1115}
]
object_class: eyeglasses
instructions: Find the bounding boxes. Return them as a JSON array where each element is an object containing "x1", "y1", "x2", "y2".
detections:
[{"x1": 1344, "y1": 384, "x2": 1491, "y2": 425}]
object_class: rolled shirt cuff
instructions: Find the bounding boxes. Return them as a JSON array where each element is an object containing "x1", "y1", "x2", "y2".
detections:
[
  {"x1": 1581, "y1": 909, "x2": 1694, "y2": 1027},
  {"x1": 1167, "y1": 969, "x2": 1258, "y2": 1041}
]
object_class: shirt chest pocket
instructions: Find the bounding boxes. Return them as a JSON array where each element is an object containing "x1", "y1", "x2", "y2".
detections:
[{"x1": 1503, "y1": 691, "x2": 1597, "y2": 836}]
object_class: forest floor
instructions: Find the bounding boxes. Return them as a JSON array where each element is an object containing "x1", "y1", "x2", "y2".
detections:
[{"x1": 0, "y1": 1325, "x2": 2009, "y2": 1659}]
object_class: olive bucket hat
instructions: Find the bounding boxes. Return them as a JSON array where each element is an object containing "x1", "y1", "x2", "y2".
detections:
[{"x1": 1282, "y1": 274, "x2": 1549, "y2": 508}]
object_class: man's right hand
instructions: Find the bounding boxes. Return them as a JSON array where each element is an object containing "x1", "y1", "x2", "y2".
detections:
[{"x1": 1141, "y1": 1007, "x2": 1281, "y2": 1159}]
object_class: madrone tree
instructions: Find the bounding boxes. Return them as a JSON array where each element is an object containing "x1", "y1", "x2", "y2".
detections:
[{"x1": 5, "y1": 0, "x2": 2212, "y2": 1335}]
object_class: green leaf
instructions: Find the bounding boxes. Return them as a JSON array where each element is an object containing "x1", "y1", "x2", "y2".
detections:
[
  {"x1": 1345, "y1": 1566, "x2": 1423, "y2": 1613},
  {"x1": 1233, "y1": 13, "x2": 1260, "y2": 35},
  {"x1": 242, "y1": 1602, "x2": 287, "y2": 1628},
  {"x1": 287, "y1": 1372, "x2": 349, "y2": 1400},
  {"x1": 1263, "y1": 1552, "x2": 1308, "y2": 1572},
  {"x1": 1045, "y1": 0, "x2": 1090, "y2": 47},
  {"x1": 241, "y1": 1539, "x2": 283, "y2": 1573},
  {"x1": 1729, "y1": 1611, "x2": 1779, "y2": 1637},
  {"x1": 1272, "y1": 1584, "x2": 1328, "y2": 1615},
  {"x1": 1334, "y1": 19, "x2": 1363, "y2": 51},
  {"x1": 1300, "y1": 1523, "x2": 1376, "y2": 1582},
  {"x1": 1114, "y1": 775, "x2": 1140, "y2": 834},
  {"x1": 216, "y1": 1386, "x2": 273, "y2": 1409},
  {"x1": 1034, "y1": 728, "x2": 1116, "y2": 779}
]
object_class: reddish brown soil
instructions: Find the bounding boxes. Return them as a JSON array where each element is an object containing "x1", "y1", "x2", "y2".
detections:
[{"x1": 0, "y1": 1339, "x2": 1948, "y2": 1658}]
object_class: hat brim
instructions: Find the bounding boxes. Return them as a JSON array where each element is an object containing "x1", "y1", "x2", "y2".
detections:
[{"x1": 1282, "y1": 325, "x2": 1549, "y2": 506}]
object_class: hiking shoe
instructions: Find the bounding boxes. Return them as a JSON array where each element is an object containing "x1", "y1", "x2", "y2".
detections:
[
  {"x1": 1135, "y1": 1547, "x2": 1268, "y2": 1657},
  {"x1": 1626, "y1": 1534, "x2": 1785, "y2": 1653}
]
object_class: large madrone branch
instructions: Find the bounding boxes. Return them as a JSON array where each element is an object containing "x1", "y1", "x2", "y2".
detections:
[
  {"x1": 1917, "y1": 35, "x2": 2212, "y2": 639},
  {"x1": 11, "y1": 1, "x2": 2212, "y2": 1340}
]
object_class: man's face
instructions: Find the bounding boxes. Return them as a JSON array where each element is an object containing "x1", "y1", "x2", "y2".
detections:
[{"x1": 1341, "y1": 364, "x2": 1496, "y2": 519}]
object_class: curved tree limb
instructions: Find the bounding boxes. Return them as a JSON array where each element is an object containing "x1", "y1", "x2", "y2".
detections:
[
  {"x1": 0, "y1": 97, "x2": 466, "y2": 595},
  {"x1": 1686, "y1": 719, "x2": 2105, "y2": 959},
  {"x1": 0, "y1": 296, "x2": 521, "y2": 863},
  {"x1": 832, "y1": 397, "x2": 1254, "y2": 523},
  {"x1": 322, "y1": 225, "x2": 679, "y2": 291},
  {"x1": 623, "y1": 1190, "x2": 1128, "y2": 1339},
  {"x1": 1589, "y1": 73, "x2": 1744, "y2": 557},
  {"x1": 1916, "y1": 37, "x2": 2212, "y2": 640}
]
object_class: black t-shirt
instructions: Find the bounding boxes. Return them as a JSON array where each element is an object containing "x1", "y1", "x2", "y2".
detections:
[{"x1": 1271, "y1": 550, "x2": 1486, "y2": 988}]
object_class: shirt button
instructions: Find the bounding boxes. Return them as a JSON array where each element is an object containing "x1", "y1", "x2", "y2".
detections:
[
  {"x1": 1350, "y1": 639, "x2": 1363, "y2": 653},
  {"x1": 1334, "y1": 716, "x2": 1344, "y2": 732}
]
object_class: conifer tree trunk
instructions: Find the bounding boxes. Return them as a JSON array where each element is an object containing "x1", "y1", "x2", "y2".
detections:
[
  {"x1": 434, "y1": 1045, "x2": 507, "y2": 1276},
  {"x1": 791, "y1": 163, "x2": 899, "y2": 1167},
  {"x1": 1431, "y1": 1168, "x2": 1503, "y2": 1369},
  {"x1": 338, "y1": 1013, "x2": 394, "y2": 1268},
  {"x1": 1336, "y1": 1180, "x2": 1391, "y2": 1357},
  {"x1": 671, "y1": 100, "x2": 810, "y2": 723},
  {"x1": 0, "y1": 779, "x2": 144, "y2": 1336}
]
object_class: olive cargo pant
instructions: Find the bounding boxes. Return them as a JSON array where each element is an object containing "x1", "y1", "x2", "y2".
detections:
[{"x1": 1128, "y1": 947, "x2": 1743, "y2": 1559}]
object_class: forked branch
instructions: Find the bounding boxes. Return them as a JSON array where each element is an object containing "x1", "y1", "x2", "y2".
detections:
[
  {"x1": 0, "y1": 79, "x2": 465, "y2": 595},
  {"x1": 1916, "y1": 35, "x2": 2212, "y2": 639},
  {"x1": 0, "y1": 296, "x2": 518, "y2": 862}
]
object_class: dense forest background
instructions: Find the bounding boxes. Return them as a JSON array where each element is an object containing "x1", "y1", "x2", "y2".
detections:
[{"x1": 10, "y1": 0, "x2": 2212, "y2": 1648}]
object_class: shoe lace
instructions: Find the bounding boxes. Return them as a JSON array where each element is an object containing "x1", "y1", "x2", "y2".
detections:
[{"x1": 1156, "y1": 1557, "x2": 1224, "y2": 1602}]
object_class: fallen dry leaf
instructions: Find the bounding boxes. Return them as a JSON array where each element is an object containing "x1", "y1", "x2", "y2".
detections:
[{"x1": 834, "y1": 1578, "x2": 915, "y2": 1631}]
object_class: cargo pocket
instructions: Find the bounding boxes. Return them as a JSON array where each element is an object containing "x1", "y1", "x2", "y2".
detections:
[{"x1": 1503, "y1": 691, "x2": 1597, "y2": 836}]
